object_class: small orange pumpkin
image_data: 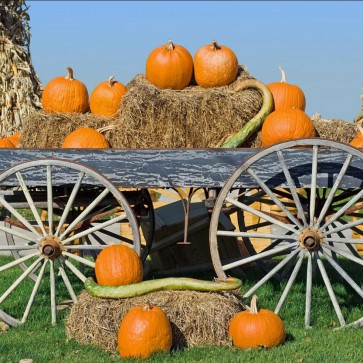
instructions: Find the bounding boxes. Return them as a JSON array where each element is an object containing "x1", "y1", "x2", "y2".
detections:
[
  {"x1": 267, "y1": 67, "x2": 306, "y2": 111},
  {"x1": 90, "y1": 76, "x2": 127, "y2": 118},
  {"x1": 118, "y1": 302, "x2": 172, "y2": 359},
  {"x1": 95, "y1": 244, "x2": 143, "y2": 286},
  {"x1": 146, "y1": 40, "x2": 193, "y2": 90},
  {"x1": 261, "y1": 108, "x2": 316, "y2": 147},
  {"x1": 4, "y1": 132, "x2": 20, "y2": 147},
  {"x1": 229, "y1": 295, "x2": 286, "y2": 349},
  {"x1": 193, "y1": 40, "x2": 238, "y2": 88},
  {"x1": 62, "y1": 127, "x2": 110, "y2": 149},
  {"x1": 42, "y1": 67, "x2": 89, "y2": 114},
  {"x1": 350, "y1": 120, "x2": 363, "y2": 148},
  {"x1": 0, "y1": 138, "x2": 16, "y2": 148}
]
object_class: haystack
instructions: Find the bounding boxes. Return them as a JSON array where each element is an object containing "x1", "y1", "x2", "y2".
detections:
[
  {"x1": 65, "y1": 289, "x2": 245, "y2": 353},
  {"x1": 20, "y1": 66, "x2": 263, "y2": 149}
]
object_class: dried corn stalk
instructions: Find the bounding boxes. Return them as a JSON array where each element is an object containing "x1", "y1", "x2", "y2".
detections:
[{"x1": 0, "y1": 0, "x2": 42, "y2": 136}]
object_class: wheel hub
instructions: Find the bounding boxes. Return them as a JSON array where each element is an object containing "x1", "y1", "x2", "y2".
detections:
[
  {"x1": 299, "y1": 227, "x2": 323, "y2": 251},
  {"x1": 39, "y1": 236, "x2": 63, "y2": 260}
]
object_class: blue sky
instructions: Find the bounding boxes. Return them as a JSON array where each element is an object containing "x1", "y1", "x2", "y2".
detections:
[{"x1": 27, "y1": 1, "x2": 363, "y2": 122}]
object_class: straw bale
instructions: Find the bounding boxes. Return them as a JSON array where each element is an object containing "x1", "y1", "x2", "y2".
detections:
[
  {"x1": 20, "y1": 66, "x2": 263, "y2": 149},
  {"x1": 65, "y1": 289, "x2": 245, "y2": 353}
]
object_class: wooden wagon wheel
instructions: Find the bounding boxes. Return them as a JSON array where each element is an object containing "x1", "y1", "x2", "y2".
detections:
[
  {"x1": 209, "y1": 138, "x2": 363, "y2": 327},
  {"x1": 0, "y1": 159, "x2": 141, "y2": 326}
]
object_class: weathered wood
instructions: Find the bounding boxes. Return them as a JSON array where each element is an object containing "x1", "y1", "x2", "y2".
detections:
[{"x1": 0, "y1": 147, "x2": 362, "y2": 188}]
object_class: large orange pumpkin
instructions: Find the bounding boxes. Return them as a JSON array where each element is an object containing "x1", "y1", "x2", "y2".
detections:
[
  {"x1": 193, "y1": 40, "x2": 238, "y2": 88},
  {"x1": 146, "y1": 40, "x2": 193, "y2": 90},
  {"x1": 42, "y1": 67, "x2": 89, "y2": 114},
  {"x1": 228, "y1": 295, "x2": 286, "y2": 349},
  {"x1": 118, "y1": 303, "x2": 172, "y2": 359},
  {"x1": 267, "y1": 67, "x2": 306, "y2": 111},
  {"x1": 61, "y1": 127, "x2": 110, "y2": 148},
  {"x1": 90, "y1": 76, "x2": 127, "y2": 118},
  {"x1": 261, "y1": 108, "x2": 316, "y2": 147},
  {"x1": 95, "y1": 244, "x2": 143, "y2": 286}
]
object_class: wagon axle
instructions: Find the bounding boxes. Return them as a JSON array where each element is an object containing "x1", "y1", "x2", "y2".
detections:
[
  {"x1": 39, "y1": 236, "x2": 63, "y2": 260},
  {"x1": 299, "y1": 227, "x2": 323, "y2": 252}
]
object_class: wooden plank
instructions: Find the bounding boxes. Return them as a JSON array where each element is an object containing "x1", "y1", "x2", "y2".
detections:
[{"x1": 0, "y1": 147, "x2": 361, "y2": 188}]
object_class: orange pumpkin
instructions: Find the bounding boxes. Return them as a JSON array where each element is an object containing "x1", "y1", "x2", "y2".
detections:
[
  {"x1": 261, "y1": 108, "x2": 316, "y2": 147},
  {"x1": 118, "y1": 303, "x2": 172, "y2": 359},
  {"x1": 193, "y1": 40, "x2": 238, "y2": 88},
  {"x1": 229, "y1": 295, "x2": 286, "y2": 349},
  {"x1": 350, "y1": 120, "x2": 363, "y2": 147},
  {"x1": 95, "y1": 244, "x2": 143, "y2": 286},
  {"x1": 267, "y1": 67, "x2": 306, "y2": 111},
  {"x1": 42, "y1": 67, "x2": 89, "y2": 114},
  {"x1": 3, "y1": 132, "x2": 20, "y2": 147},
  {"x1": 0, "y1": 138, "x2": 16, "y2": 148},
  {"x1": 62, "y1": 127, "x2": 110, "y2": 149},
  {"x1": 90, "y1": 76, "x2": 127, "y2": 118},
  {"x1": 146, "y1": 40, "x2": 193, "y2": 90}
]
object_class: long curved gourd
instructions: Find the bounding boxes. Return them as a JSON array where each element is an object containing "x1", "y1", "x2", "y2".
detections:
[
  {"x1": 221, "y1": 79, "x2": 274, "y2": 148},
  {"x1": 85, "y1": 276, "x2": 242, "y2": 299}
]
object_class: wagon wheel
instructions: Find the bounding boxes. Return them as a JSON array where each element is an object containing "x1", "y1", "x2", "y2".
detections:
[
  {"x1": 0, "y1": 159, "x2": 141, "y2": 326},
  {"x1": 210, "y1": 138, "x2": 363, "y2": 327}
]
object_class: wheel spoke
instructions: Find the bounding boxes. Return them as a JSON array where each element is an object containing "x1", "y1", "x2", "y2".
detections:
[
  {"x1": 0, "y1": 223, "x2": 41, "y2": 243},
  {"x1": 243, "y1": 248, "x2": 300, "y2": 299},
  {"x1": 62, "y1": 251, "x2": 95, "y2": 268},
  {"x1": 49, "y1": 260, "x2": 56, "y2": 325},
  {"x1": 247, "y1": 167, "x2": 303, "y2": 228},
  {"x1": 316, "y1": 154, "x2": 352, "y2": 227},
  {"x1": 0, "y1": 251, "x2": 39, "y2": 272},
  {"x1": 62, "y1": 257, "x2": 87, "y2": 283},
  {"x1": 316, "y1": 254, "x2": 346, "y2": 326},
  {"x1": 324, "y1": 244, "x2": 363, "y2": 266},
  {"x1": 16, "y1": 171, "x2": 47, "y2": 236},
  {"x1": 58, "y1": 263, "x2": 77, "y2": 304},
  {"x1": 225, "y1": 196, "x2": 299, "y2": 234},
  {"x1": 0, "y1": 195, "x2": 40, "y2": 235},
  {"x1": 54, "y1": 171, "x2": 85, "y2": 237},
  {"x1": 46, "y1": 166, "x2": 54, "y2": 235},
  {"x1": 305, "y1": 252, "x2": 313, "y2": 327},
  {"x1": 324, "y1": 217, "x2": 363, "y2": 236},
  {"x1": 61, "y1": 213, "x2": 128, "y2": 244},
  {"x1": 59, "y1": 188, "x2": 110, "y2": 240},
  {"x1": 0, "y1": 256, "x2": 43, "y2": 304},
  {"x1": 21, "y1": 259, "x2": 48, "y2": 323},
  {"x1": 275, "y1": 250, "x2": 305, "y2": 314},
  {"x1": 63, "y1": 244, "x2": 109, "y2": 250},
  {"x1": 309, "y1": 146, "x2": 318, "y2": 226},
  {"x1": 217, "y1": 230, "x2": 297, "y2": 241},
  {"x1": 320, "y1": 248, "x2": 363, "y2": 298},
  {"x1": 277, "y1": 150, "x2": 308, "y2": 226}
]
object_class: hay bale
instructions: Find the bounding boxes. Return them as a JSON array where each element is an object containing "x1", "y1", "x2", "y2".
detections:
[
  {"x1": 245, "y1": 117, "x2": 357, "y2": 148},
  {"x1": 20, "y1": 66, "x2": 262, "y2": 149},
  {"x1": 65, "y1": 289, "x2": 245, "y2": 353}
]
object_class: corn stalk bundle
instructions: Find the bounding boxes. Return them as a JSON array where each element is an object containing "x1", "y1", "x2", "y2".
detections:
[{"x1": 0, "y1": 0, "x2": 42, "y2": 136}]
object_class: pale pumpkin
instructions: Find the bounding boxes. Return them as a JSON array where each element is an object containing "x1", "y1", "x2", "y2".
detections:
[
  {"x1": 42, "y1": 67, "x2": 89, "y2": 114},
  {"x1": 146, "y1": 40, "x2": 193, "y2": 90},
  {"x1": 118, "y1": 303, "x2": 172, "y2": 359},
  {"x1": 193, "y1": 40, "x2": 238, "y2": 88},
  {"x1": 228, "y1": 295, "x2": 286, "y2": 349},
  {"x1": 61, "y1": 127, "x2": 110, "y2": 149},
  {"x1": 267, "y1": 67, "x2": 306, "y2": 111},
  {"x1": 90, "y1": 76, "x2": 127, "y2": 118},
  {"x1": 95, "y1": 244, "x2": 143, "y2": 286},
  {"x1": 261, "y1": 108, "x2": 316, "y2": 147}
]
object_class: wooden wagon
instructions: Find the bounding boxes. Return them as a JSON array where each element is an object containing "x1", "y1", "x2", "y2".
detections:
[{"x1": 0, "y1": 138, "x2": 362, "y2": 329}]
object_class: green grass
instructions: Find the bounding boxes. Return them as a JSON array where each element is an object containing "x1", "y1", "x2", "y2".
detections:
[{"x1": 0, "y1": 256, "x2": 363, "y2": 363}]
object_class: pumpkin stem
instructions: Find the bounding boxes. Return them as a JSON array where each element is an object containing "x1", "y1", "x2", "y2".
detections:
[
  {"x1": 108, "y1": 75, "x2": 115, "y2": 87},
  {"x1": 166, "y1": 40, "x2": 175, "y2": 51},
  {"x1": 65, "y1": 67, "x2": 74, "y2": 80},
  {"x1": 249, "y1": 295, "x2": 259, "y2": 314},
  {"x1": 279, "y1": 66, "x2": 287, "y2": 83},
  {"x1": 144, "y1": 302, "x2": 152, "y2": 311},
  {"x1": 212, "y1": 40, "x2": 221, "y2": 50}
]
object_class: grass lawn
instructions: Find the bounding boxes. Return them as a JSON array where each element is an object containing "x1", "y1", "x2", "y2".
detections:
[{"x1": 0, "y1": 256, "x2": 362, "y2": 363}]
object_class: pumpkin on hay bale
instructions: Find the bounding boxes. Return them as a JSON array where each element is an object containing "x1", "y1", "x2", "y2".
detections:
[
  {"x1": 20, "y1": 66, "x2": 264, "y2": 149},
  {"x1": 65, "y1": 289, "x2": 245, "y2": 353}
]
